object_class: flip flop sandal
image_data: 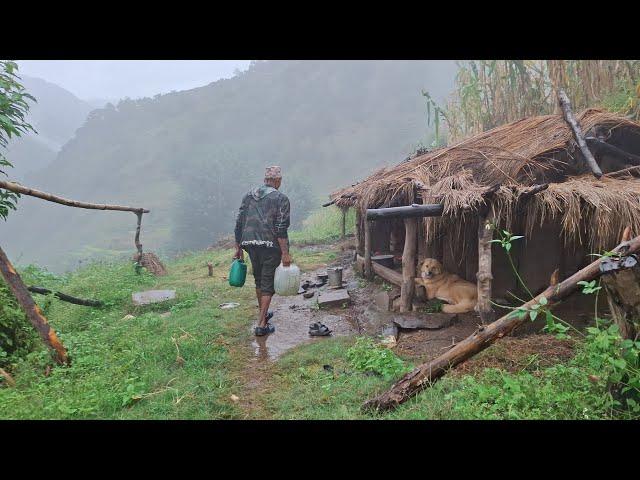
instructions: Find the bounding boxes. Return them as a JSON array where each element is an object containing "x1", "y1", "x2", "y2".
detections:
[
  {"x1": 309, "y1": 323, "x2": 332, "y2": 337},
  {"x1": 309, "y1": 322, "x2": 322, "y2": 331},
  {"x1": 265, "y1": 311, "x2": 274, "y2": 321}
]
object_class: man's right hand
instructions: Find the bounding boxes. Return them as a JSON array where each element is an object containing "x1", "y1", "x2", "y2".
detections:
[
  {"x1": 281, "y1": 252, "x2": 292, "y2": 267},
  {"x1": 234, "y1": 245, "x2": 244, "y2": 260}
]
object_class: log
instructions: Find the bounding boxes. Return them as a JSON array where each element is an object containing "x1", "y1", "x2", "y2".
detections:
[
  {"x1": 0, "y1": 180, "x2": 149, "y2": 214},
  {"x1": 400, "y1": 218, "x2": 418, "y2": 312},
  {"x1": 585, "y1": 137, "x2": 640, "y2": 166},
  {"x1": 357, "y1": 254, "x2": 403, "y2": 286},
  {"x1": 341, "y1": 207, "x2": 347, "y2": 238},
  {"x1": 366, "y1": 203, "x2": 444, "y2": 221},
  {"x1": 0, "y1": 245, "x2": 69, "y2": 365},
  {"x1": 27, "y1": 286, "x2": 104, "y2": 307},
  {"x1": 364, "y1": 219, "x2": 373, "y2": 280},
  {"x1": 363, "y1": 233, "x2": 640, "y2": 412},
  {"x1": 476, "y1": 208, "x2": 495, "y2": 324},
  {"x1": 557, "y1": 89, "x2": 603, "y2": 179}
]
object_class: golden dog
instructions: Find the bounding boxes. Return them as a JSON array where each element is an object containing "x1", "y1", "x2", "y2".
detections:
[{"x1": 415, "y1": 258, "x2": 477, "y2": 314}]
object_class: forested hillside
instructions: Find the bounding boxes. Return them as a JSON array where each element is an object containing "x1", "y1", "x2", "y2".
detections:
[
  {"x1": 3, "y1": 60, "x2": 456, "y2": 272},
  {"x1": 4, "y1": 75, "x2": 93, "y2": 180}
]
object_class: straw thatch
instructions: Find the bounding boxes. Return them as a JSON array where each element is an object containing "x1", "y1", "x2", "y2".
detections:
[{"x1": 331, "y1": 109, "x2": 640, "y2": 254}]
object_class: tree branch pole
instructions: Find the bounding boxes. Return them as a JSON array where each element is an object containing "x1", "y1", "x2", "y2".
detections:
[
  {"x1": 27, "y1": 286, "x2": 103, "y2": 307},
  {"x1": 476, "y1": 206, "x2": 495, "y2": 324},
  {"x1": 134, "y1": 211, "x2": 144, "y2": 261},
  {"x1": 400, "y1": 218, "x2": 418, "y2": 312},
  {"x1": 557, "y1": 89, "x2": 603, "y2": 179},
  {"x1": 363, "y1": 233, "x2": 640, "y2": 412},
  {"x1": 585, "y1": 137, "x2": 640, "y2": 166},
  {"x1": 0, "y1": 180, "x2": 149, "y2": 214},
  {"x1": 0, "y1": 245, "x2": 69, "y2": 365},
  {"x1": 0, "y1": 179, "x2": 149, "y2": 260}
]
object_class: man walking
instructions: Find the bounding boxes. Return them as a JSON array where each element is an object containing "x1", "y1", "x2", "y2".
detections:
[{"x1": 234, "y1": 166, "x2": 291, "y2": 336}]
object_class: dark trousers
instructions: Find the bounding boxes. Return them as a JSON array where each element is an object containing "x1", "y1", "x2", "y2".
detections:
[{"x1": 245, "y1": 247, "x2": 282, "y2": 295}]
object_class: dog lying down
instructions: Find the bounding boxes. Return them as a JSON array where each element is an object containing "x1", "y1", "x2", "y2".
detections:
[{"x1": 415, "y1": 258, "x2": 478, "y2": 314}]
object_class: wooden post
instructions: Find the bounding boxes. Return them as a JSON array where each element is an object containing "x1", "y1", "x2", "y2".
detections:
[
  {"x1": 134, "y1": 211, "x2": 144, "y2": 262},
  {"x1": 340, "y1": 207, "x2": 347, "y2": 239},
  {"x1": 363, "y1": 232, "x2": 640, "y2": 412},
  {"x1": 355, "y1": 209, "x2": 363, "y2": 255},
  {"x1": 476, "y1": 208, "x2": 495, "y2": 324},
  {"x1": 0, "y1": 245, "x2": 69, "y2": 365},
  {"x1": 207, "y1": 262, "x2": 214, "y2": 277},
  {"x1": 364, "y1": 219, "x2": 373, "y2": 280},
  {"x1": 400, "y1": 218, "x2": 418, "y2": 312}
]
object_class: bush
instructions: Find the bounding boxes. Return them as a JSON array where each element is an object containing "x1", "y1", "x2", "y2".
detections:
[{"x1": 0, "y1": 280, "x2": 38, "y2": 369}]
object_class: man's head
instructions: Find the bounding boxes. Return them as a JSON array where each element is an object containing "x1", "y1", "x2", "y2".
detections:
[{"x1": 264, "y1": 165, "x2": 282, "y2": 189}]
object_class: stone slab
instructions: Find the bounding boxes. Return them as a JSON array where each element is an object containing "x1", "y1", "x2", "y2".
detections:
[
  {"x1": 132, "y1": 290, "x2": 176, "y2": 306},
  {"x1": 318, "y1": 289, "x2": 351, "y2": 308}
]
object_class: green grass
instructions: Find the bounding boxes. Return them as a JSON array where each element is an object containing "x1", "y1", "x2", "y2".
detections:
[
  {"x1": 289, "y1": 206, "x2": 355, "y2": 245},
  {"x1": 1, "y1": 240, "x2": 637, "y2": 419}
]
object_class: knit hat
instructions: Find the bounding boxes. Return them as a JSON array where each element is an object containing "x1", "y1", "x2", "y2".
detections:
[{"x1": 265, "y1": 165, "x2": 282, "y2": 179}]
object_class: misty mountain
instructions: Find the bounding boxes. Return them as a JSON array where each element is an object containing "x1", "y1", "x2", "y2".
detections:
[
  {"x1": 2, "y1": 61, "x2": 456, "y2": 272},
  {"x1": 5, "y1": 75, "x2": 93, "y2": 180}
]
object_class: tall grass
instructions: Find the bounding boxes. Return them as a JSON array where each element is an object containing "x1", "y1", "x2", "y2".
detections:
[{"x1": 289, "y1": 206, "x2": 356, "y2": 245}]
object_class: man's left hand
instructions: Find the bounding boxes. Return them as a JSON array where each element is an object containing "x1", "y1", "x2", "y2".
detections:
[{"x1": 282, "y1": 252, "x2": 292, "y2": 267}]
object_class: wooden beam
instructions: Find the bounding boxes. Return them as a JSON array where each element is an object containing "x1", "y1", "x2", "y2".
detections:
[
  {"x1": 366, "y1": 203, "x2": 443, "y2": 221},
  {"x1": 400, "y1": 218, "x2": 418, "y2": 312},
  {"x1": 0, "y1": 245, "x2": 69, "y2": 365},
  {"x1": 357, "y1": 254, "x2": 403, "y2": 286},
  {"x1": 363, "y1": 233, "x2": 640, "y2": 412},
  {"x1": 134, "y1": 211, "x2": 144, "y2": 261},
  {"x1": 322, "y1": 199, "x2": 336, "y2": 208},
  {"x1": 0, "y1": 179, "x2": 149, "y2": 214},
  {"x1": 585, "y1": 137, "x2": 640, "y2": 166},
  {"x1": 557, "y1": 89, "x2": 603, "y2": 179},
  {"x1": 364, "y1": 219, "x2": 373, "y2": 280}
]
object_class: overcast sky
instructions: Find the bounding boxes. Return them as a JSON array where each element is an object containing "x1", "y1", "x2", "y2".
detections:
[{"x1": 15, "y1": 60, "x2": 252, "y2": 102}]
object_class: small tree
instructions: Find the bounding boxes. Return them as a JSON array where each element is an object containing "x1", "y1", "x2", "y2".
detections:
[{"x1": 0, "y1": 60, "x2": 36, "y2": 220}]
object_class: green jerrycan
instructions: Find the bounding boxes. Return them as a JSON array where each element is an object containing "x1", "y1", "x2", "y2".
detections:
[{"x1": 228, "y1": 259, "x2": 247, "y2": 287}]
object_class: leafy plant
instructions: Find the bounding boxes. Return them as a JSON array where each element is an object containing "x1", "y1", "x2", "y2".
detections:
[
  {"x1": 0, "y1": 60, "x2": 36, "y2": 220},
  {"x1": 346, "y1": 337, "x2": 411, "y2": 380}
]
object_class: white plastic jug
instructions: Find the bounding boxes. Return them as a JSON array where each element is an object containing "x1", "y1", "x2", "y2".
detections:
[{"x1": 274, "y1": 263, "x2": 301, "y2": 296}]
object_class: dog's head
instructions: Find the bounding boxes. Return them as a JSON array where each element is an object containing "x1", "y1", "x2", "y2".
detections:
[{"x1": 420, "y1": 258, "x2": 443, "y2": 280}]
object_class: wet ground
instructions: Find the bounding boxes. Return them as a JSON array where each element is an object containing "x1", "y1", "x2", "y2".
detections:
[{"x1": 249, "y1": 242, "x2": 597, "y2": 364}]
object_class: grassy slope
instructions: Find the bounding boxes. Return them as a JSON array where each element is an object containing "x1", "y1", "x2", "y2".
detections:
[{"x1": 0, "y1": 208, "x2": 628, "y2": 419}]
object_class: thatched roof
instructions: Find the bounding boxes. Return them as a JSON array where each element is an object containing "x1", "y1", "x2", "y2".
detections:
[{"x1": 332, "y1": 109, "x2": 640, "y2": 253}]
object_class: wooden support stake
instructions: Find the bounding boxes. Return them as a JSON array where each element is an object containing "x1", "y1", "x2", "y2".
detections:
[
  {"x1": 364, "y1": 219, "x2": 373, "y2": 280},
  {"x1": 476, "y1": 208, "x2": 495, "y2": 324},
  {"x1": 134, "y1": 211, "x2": 144, "y2": 261},
  {"x1": 207, "y1": 262, "x2": 214, "y2": 277},
  {"x1": 363, "y1": 233, "x2": 640, "y2": 412},
  {"x1": 400, "y1": 218, "x2": 418, "y2": 312},
  {"x1": 0, "y1": 245, "x2": 69, "y2": 365},
  {"x1": 341, "y1": 207, "x2": 347, "y2": 239},
  {"x1": 557, "y1": 89, "x2": 603, "y2": 179}
]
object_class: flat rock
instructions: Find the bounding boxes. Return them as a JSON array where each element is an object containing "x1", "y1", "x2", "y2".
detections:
[
  {"x1": 393, "y1": 313, "x2": 458, "y2": 330},
  {"x1": 374, "y1": 291, "x2": 393, "y2": 311},
  {"x1": 132, "y1": 290, "x2": 176, "y2": 306},
  {"x1": 381, "y1": 323, "x2": 399, "y2": 339},
  {"x1": 318, "y1": 289, "x2": 351, "y2": 308}
]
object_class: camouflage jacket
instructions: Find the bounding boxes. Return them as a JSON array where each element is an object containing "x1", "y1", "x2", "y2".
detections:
[{"x1": 234, "y1": 185, "x2": 290, "y2": 250}]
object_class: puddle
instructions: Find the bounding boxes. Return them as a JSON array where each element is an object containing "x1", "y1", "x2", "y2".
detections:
[{"x1": 251, "y1": 250, "x2": 360, "y2": 360}]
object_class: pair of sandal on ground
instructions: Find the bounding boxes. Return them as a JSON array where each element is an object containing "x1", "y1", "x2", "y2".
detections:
[{"x1": 253, "y1": 312, "x2": 332, "y2": 337}]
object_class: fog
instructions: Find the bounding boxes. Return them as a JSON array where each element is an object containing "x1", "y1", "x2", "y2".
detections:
[
  {"x1": 3, "y1": 60, "x2": 457, "y2": 272},
  {"x1": 16, "y1": 60, "x2": 252, "y2": 103}
]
